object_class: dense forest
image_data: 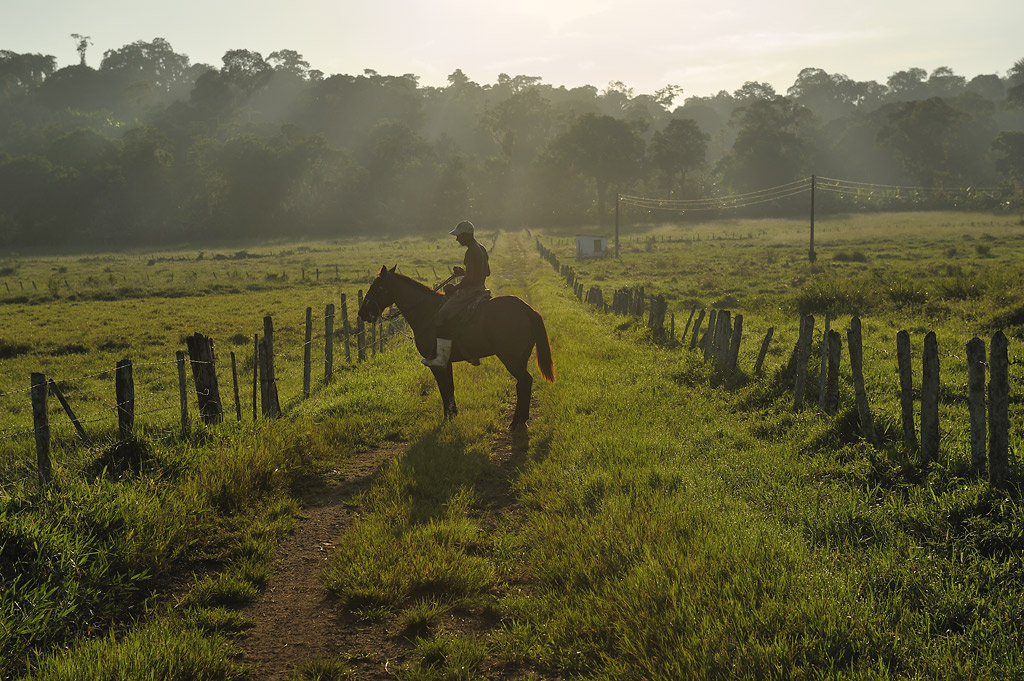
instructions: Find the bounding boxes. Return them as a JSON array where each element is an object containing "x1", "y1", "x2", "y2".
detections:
[{"x1": 1, "y1": 38, "x2": 1023, "y2": 249}]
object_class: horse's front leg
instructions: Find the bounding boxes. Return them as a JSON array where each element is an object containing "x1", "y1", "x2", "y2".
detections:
[{"x1": 430, "y1": 364, "x2": 458, "y2": 420}]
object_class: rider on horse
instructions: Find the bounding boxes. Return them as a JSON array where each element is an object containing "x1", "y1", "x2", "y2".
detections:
[{"x1": 421, "y1": 220, "x2": 490, "y2": 367}]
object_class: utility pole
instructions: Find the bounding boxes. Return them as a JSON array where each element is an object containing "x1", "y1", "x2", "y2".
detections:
[
  {"x1": 615, "y1": 194, "x2": 620, "y2": 258},
  {"x1": 809, "y1": 175, "x2": 817, "y2": 262}
]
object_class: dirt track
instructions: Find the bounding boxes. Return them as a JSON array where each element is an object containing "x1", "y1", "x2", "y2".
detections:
[{"x1": 237, "y1": 431, "x2": 528, "y2": 680}]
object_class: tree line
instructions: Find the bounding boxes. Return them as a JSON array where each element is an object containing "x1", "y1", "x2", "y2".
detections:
[{"x1": 1, "y1": 38, "x2": 1023, "y2": 250}]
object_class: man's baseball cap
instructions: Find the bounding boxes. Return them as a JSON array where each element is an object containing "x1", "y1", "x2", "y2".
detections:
[{"x1": 450, "y1": 220, "x2": 474, "y2": 236}]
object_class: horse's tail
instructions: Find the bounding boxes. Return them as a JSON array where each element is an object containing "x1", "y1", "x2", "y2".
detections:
[{"x1": 529, "y1": 308, "x2": 555, "y2": 383}]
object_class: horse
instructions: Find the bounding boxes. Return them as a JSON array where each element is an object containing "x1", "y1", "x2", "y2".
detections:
[{"x1": 358, "y1": 265, "x2": 555, "y2": 430}]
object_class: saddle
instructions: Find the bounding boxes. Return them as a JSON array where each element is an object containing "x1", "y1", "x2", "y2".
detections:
[{"x1": 442, "y1": 289, "x2": 491, "y2": 365}]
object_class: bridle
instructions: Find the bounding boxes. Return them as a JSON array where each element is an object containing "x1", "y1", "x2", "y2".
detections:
[{"x1": 363, "y1": 270, "x2": 460, "y2": 326}]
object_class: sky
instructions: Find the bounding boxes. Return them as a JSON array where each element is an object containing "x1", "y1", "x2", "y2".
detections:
[{"x1": 4, "y1": 0, "x2": 1023, "y2": 99}]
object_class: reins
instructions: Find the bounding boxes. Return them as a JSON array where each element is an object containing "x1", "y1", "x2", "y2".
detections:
[{"x1": 377, "y1": 271, "x2": 459, "y2": 329}]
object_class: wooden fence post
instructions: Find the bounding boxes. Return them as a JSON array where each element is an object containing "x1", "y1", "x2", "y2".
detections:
[
  {"x1": 371, "y1": 316, "x2": 377, "y2": 358},
  {"x1": 303, "y1": 306, "x2": 313, "y2": 398},
  {"x1": 47, "y1": 378, "x2": 92, "y2": 447},
  {"x1": 823, "y1": 330, "x2": 841, "y2": 415},
  {"x1": 260, "y1": 316, "x2": 281, "y2": 418},
  {"x1": 920, "y1": 331, "x2": 939, "y2": 465},
  {"x1": 251, "y1": 334, "x2": 258, "y2": 421},
  {"x1": 258, "y1": 338, "x2": 268, "y2": 416},
  {"x1": 988, "y1": 331, "x2": 1009, "y2": 488},
  {"x1": 689, "y1": 309, "x2": 706, "y2": 350},
  {"x1": 357, "y1": 290, "x2": 366, "y2": 362},
  {"x1": 115, "y1": 358, "x2": 135, "y2": 439},
  {"x1": 793, "y1": 315, "x2": 815, "y2": 410},
  {"x1": 728, "y1": 314, "x2": 743, "y2": 373},
  {"x1": 702, "y1": 309, "x2": 718, "y2": 360},
  {"x1": 324, "y1": 303, "x2": 335, "y2": 384},
  {"x1": 896, "y1": 330, "x2": 917, "y2": 452},
  {"x1": 847, "y1": 317, "x2": 877, "y2": 447},
  {"x1": 185, "y1": 334, "x2": 222, "y2": 424},
  {"x1": 649, "y1": 295, "x2": 667, "y2": 337},
  {"x1": 754, "y1": 327, "x2": 774, "y2": 376},
  {"x1": 31, "y1": 372, "x2": 51, "y2": 486},
  {"x1": 230, "y1": 352, "x2": 242, "y2": 421},
  {"x1": 715, "y1": 310, "x2": 732, "y2": 372},
  {"x1": 682, "y1": 307, "x2": 696, "y2": 344},
  {"x1": 176, "y1": 350, "x2": 190, "y2": 435},
  {"x1": 341, "y1": 294, "x2": 352, "y2": 364},
  {"x1": 818, "y1": 314, "x2": 832, "y2": 410},
  {"x1": 966, "y1": 337, "x2": 987, "y2": 475}
]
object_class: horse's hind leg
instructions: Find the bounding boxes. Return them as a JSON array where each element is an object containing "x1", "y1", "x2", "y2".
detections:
[
  {"x1": 430, "y1": 364, "x2": 458, "y2": 420},
  {"x1": 499, "y1": 352, "x2": 533, "y2": 430}
]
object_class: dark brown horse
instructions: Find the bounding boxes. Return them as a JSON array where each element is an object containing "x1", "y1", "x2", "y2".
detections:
[{"x1": 358, "y1": 265, "x2": 554, "y2": 429}]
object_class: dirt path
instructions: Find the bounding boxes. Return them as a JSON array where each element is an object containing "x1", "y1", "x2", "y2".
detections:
[
  {"x1": 236, "y1": 444, "x2": 403, "y2": 680},
  {"x1": 236, "y1": 430, "x2": 528, "y2": 680}
]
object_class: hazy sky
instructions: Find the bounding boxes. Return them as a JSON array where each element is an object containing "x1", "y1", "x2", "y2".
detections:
[{"x1": 4, "y1": 0, "x2": 1023, "y2": 99}]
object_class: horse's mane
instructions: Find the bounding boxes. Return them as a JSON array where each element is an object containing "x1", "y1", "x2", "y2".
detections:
[{"x1": 388, "y1": 269, "x2": 441, "y2": 296}]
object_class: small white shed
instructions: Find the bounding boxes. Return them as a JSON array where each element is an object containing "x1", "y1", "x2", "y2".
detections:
[{"x1": 575, "y1": 235, "x2": 608, "y2": 260}]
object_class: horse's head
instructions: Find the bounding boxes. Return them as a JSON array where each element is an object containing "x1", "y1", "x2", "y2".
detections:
[{"x1": 358, "y1": 264, "x2": 398, "y2": 323}]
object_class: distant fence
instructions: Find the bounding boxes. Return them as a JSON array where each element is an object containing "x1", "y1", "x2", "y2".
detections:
[
  {"x1": 538, "y1": 237, "x2": 1015, "y2": 489},
  {"x1": 1, "y1": 288, "x2": 407, "y2": 491},
  {"x1": 0, "y1": 263, "x2": 456, "y2": 304}
]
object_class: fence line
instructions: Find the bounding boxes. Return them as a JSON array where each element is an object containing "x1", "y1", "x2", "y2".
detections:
[
  {"x1": 537, "y1": 236, "x2": 1018, "y2": 489},
  {"x1": 1, "y1": 287, "x2": 407, "y2": 491}
]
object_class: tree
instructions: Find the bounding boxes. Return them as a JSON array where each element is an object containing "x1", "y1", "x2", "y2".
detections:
[
  {"x1": 993, "y1": 131, "x2": 1024, "y2": 185},
  {"x1": 652, "y1": 85, "x2": 684, "y2": 109},
  {"x1": 70, "y1": 34, "x2": 91, "y2": 66},
  {"x1": 1007, "y1": 58, "x2": 1024, "y2": 107},
  {"x1": 787, "y1": 68, "x2": 869, "y2": 120},
  {"x1": 648, "y1": 118, "x2": 708, "y2": 197},
  {"x1": 966, "y1": 74, "x2": 1005, "y2": 101},
  {"x1": 480, "y1": 88, "x2": 555, "y2": 164},
  {"x1": 733, "y1": 81, "x2": 776, "y2": 101},
  {"x1": 356, "y1": 120, "x2": 436, "y2": 227},
  {"x1": 546, "y1": 113, "x2": 645, "y2": 225},
  {"x1": 100, "y1": 38, "x2": 190, "y2": 91},
  {"x1": 268, "y1": 49, "x2": 310, "y2": 79},
  {"x1": 876, "y1": 97, "x2": 969, "y2": 185},
  {"x1": 220, "y1": 49, "x2": 271, "y2": 91},
  {"x1": 886, "y1": 68, "x2": 927, "y2": 101},
  {"x1": 928, "y1": 66, "x2": 966, "y2": 97},
  {"x1": 719, "y1": 97, "x2": 813, "y2": 192},
  {"x1": 0, "y1": 51, "x2": 56, "y2": 96}
]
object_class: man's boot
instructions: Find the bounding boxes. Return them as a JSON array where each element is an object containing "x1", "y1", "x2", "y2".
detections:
[{"x1": 421, "y1": 338, "x2": 453, "y2": 367}]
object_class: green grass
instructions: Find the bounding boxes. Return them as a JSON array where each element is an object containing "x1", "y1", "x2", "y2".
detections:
[
  {"x1": 4, "y1": 215, "x2": 1024, "y2": 678},
  {"x1": 1, "y1": 236, "x2": 458, "y2": 678},
  {"x1": 323, "y1": 221, "x2": 1022, "y2": 678}
]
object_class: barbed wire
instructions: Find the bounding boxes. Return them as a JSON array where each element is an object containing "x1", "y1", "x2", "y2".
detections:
[
  {"x1": 616, "y1": 174, "x2": 1015, "y2": 217},
  {"x1": 816, "y1": 176, "x2": 1005, "y2": 195},
  {"x1": 621, "y1": 180, "x2": 811, "y2": 212}
]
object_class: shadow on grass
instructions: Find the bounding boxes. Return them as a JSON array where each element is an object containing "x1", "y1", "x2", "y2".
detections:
[{"x1": 397, "y1": 422, "x2": 534, "y2": 523}]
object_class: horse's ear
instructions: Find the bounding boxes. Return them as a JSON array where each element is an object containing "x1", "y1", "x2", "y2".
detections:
[
  {"x1": 390, "y1": 264, "x2": 397, "y2": 273},
  {"x1": 378, "y1": 265, "x2": 387, "y2": 277}
]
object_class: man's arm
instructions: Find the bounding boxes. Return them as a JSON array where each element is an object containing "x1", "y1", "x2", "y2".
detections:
[{"x1": 452, "y1": 244, "x2": 485, "y2": 289}]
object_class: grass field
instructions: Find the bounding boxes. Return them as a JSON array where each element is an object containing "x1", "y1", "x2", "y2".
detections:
[{"x1": 2, "y1": 212, "x2": 1023, "y2": 679}]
